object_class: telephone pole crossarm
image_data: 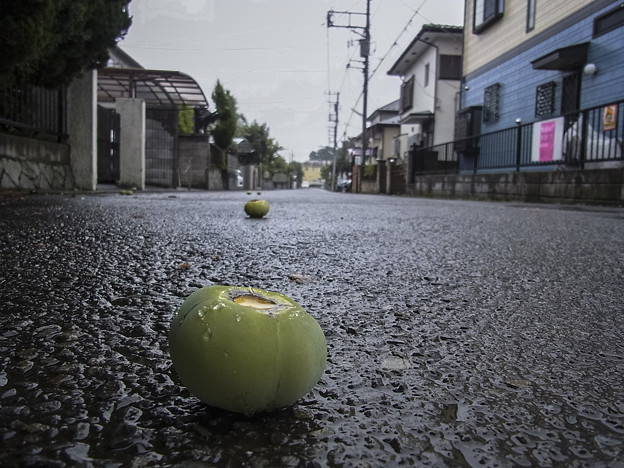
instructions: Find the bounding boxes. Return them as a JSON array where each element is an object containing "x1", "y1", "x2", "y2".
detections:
[{"x1": 327, "y1": 10, "x2": 367, "y2": 32}]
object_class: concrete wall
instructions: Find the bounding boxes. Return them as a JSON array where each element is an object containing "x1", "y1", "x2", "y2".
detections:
[
  {"x1": 406, "y1": 168, "x2": 624, "y2": 205},
  {"x1": 207, "y1": 168, "x2": 225, "y2": 191},
  {"x1": 361, "y1": 162, "x2": 407, "y2": 195},
  {"x1": 117, "y1": 98, "x2": 146, "y2": 190},
  {"x1": 1, "y1": 71, "x2": 95, "y2": 192},
  {"x1": 0, "y1": 133, "x2": 74, "y2": 190},
  {"x1": 178, "y1": 135, "x2": 210, "y2": 188},
  {"x1": 67, "y1": 70, "x2": 97, "y2": 191},
  {"x1": 361, "y1": 179, "x2": 378, "y2": 194}
]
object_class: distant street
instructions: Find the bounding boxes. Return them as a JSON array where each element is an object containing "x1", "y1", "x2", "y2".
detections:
[{"x1": 1, "y1": 189, "x2": 623, "y2": 467}]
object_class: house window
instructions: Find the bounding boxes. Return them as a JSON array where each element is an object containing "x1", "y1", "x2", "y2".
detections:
[
  {"x1": 526, "y1": 0, "x2": 536, "y2": 32},
  {"x1": 424, "y1": 63, "x2": 430, "y2": 87},
  {"x1": 400, "y1": 76, "x2": 414, "y2": 113},
  {"x1": 474, "y1": 0, "x2": 504, "y2": 33},
  {"x1": 483, "y1": 83, "x2": 501, "y2": 122},
  {"x1": 455, "y1": 106, "x2": 482, "y2": 152},
  {"x1": 439, "y1": 55, "x2": 462, "y2": 80},
  {"x1": 594, "y1": 3, "x2": 624, "y2": 38},
  {"x1": 535, "y1": 81, "x2": 556, "y2": 117}
]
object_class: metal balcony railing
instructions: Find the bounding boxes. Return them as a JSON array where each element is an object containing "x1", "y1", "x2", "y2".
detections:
[{"x1": 410, "y1": 100, "x2": 624, "y2": 179}]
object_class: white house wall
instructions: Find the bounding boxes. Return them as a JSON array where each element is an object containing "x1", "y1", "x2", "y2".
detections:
[
  {"x1": 434, "y1": 81, "x2": 461, "y2": 146},
  {"x1": 436, "y1": 34, "x2": 463, "y2": 56},
  {"x1": 434, "y1": 34, "x2": 462, "y2": 145},
  {"x1": 411, "y1": 46, "x2": 438, "y2": 114}
]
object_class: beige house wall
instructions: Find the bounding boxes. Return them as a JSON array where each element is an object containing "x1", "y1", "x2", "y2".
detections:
[
  {"x1": 302, "y1": 164, "x2": 323, "y2": 182},
  {"x1": 381, "y1": 128, "x2": 401, "y2": 160},
  {"x1": 463, "y1": 0, "x2": 593, "y2": 75}
]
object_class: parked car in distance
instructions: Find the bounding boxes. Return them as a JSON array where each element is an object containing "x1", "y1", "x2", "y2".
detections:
[
  {"x1": 336, "y1": 178, "x2": 351, "y2": 192},
  {"x1": 301, "y1": 181, "x2": 310, "y2": 189}
]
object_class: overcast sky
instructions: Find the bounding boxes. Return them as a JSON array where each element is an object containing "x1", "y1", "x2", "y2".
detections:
[{"x1": 119, "y1": 0, "x2": 464, "y2": 162}]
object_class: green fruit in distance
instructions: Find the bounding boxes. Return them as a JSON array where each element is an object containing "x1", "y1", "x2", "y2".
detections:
[
  {"x1": 169, "y1": 285, "x2": 327, "y2": 416},
  {"x1": 244, "y1": 199, "x2": 269, "y2": 218}
]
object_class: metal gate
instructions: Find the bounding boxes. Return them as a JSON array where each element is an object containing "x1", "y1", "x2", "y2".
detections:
[
  {"x1": 145, "y1": 107, "x2": 179, "y2": 187},
  {"x1": 97, "y1": 105, "x2": 120, "y2": 183},
  {"x1": 378, "y1": 164, "x2": 387, "y2": 193}
]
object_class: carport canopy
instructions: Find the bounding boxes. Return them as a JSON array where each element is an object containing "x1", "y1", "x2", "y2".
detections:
[{"x1": 97, "y1": 67, "x2": 209, "y2": 108}]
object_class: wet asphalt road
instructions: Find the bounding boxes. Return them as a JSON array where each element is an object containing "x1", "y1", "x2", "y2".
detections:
[{"x1": 0, "y1": 188, "x2": 623, "y2": 467}]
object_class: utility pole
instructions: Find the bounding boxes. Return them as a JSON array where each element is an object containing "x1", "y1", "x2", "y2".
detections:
[
  {"x1": 327, "y1": 0, "x2": 371, "y2": 193},
  {"x1": 361, "y1": 0, "x2": 370, "y2": 193},
  {"x1": 328, "y1": 92, "x2": 340, "y2": 191}
]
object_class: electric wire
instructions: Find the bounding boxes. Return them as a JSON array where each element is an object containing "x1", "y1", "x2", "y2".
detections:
[
  {"x1": 337, "y1": 0, "x2": 463, "y2": 140},
  {"x1": 339, "y1": 0, "x2": 428, "y2": 140}
]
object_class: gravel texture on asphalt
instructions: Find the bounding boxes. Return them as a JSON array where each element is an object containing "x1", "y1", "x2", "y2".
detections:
[{"x1": 0, "y1": 189, "x2": 623, "y2": 467}]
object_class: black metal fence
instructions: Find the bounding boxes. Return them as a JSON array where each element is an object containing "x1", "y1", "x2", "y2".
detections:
[
  {"x1": 145, "y1": 107, "x2": 179, "y2": 187},
  {"x1": 411, "y1": 100, "x2": 624, "y2": 178},
  {"x1": 145, "y1": 107, "x2": 213, "y2": 188},
  {"x1": 0, "y1": 80, "x2": 67, "y2": 142}
]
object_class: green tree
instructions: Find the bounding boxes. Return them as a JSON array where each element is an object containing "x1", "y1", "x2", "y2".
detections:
[
  {"x1": 262, "y1": 156, "x2": 302, "y2": 186},
  {"x1": 320, "y1": 142, "x2": 351, "y2": 181},
  {"x1": 236, "y1": 113, "x2": 248, "y2": 130},
  {"x1": 309, "y1": 147, "x2": 334, "y2": 162},
  {"x1": 0, "y1": 0, "x2": 132, "y2": 87},
  {"x1": 238, "y1": 120, "x2": 282, "y2": 168},
  {"x1": 177, "y1": 104, "x2": 194, "y2": 135},
  {"x1": 211, "y1": 80, "x2": 238, "y2": 169},
  {"x1": 269, "y1": 155, "x2": 289, "y2": 175}
]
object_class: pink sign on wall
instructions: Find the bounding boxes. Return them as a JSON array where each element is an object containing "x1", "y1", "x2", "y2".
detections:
[
  {"x1": 531, "y1": 117, "x2": 563, "y2": 162},
  {"x1": 539, "y1": 121, "x2": 556, "y2": 162}
]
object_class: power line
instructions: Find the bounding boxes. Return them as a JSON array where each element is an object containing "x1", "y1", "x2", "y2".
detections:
[
  {"x1": 369, "y1": 0, "x2": 427, "y2": 80},
  {"x1": 338, "y1": 0, "x2": 429, "y2": 142}
]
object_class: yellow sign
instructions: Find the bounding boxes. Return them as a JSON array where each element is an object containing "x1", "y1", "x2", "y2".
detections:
[{"x1": 603, "y1": 104, "x2": 617, "y2": 131}]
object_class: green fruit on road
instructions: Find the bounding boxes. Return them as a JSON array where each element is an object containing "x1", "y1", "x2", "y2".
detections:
[
  {"x1": 244, "y1": 199, "x2": 270, "y2": 218},
  {"x1": 169, "y1": 285, "x2": 327, "y2": 415}
]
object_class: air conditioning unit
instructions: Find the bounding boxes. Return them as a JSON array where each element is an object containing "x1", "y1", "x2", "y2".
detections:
[{"x1": 455, "y1": 106, "x2": 482, "y2": 152}]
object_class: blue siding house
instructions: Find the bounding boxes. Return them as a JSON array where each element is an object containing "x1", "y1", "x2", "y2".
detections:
[{"x1": 458, "y1": 0, "x2": 623, "y2": 172}]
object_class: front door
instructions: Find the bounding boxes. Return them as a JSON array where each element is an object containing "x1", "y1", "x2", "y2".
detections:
[
  {"x1": 97, "y1": 106, "x2": 120, "y2": 183},
  {"x1": 562, "y1": 71, "x2": 581, "y2": 125}
]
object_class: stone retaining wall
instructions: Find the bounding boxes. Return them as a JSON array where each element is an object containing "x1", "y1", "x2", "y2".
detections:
[
  {"x1": 406, "y1": 168, "x2": 624, "y2": 205},
  {"x1": 0, "y1": 134, "x2": 74, "y2": 190},
  {"x1": 361, "y1": 179, "x2": 377, "y2": 193}
]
